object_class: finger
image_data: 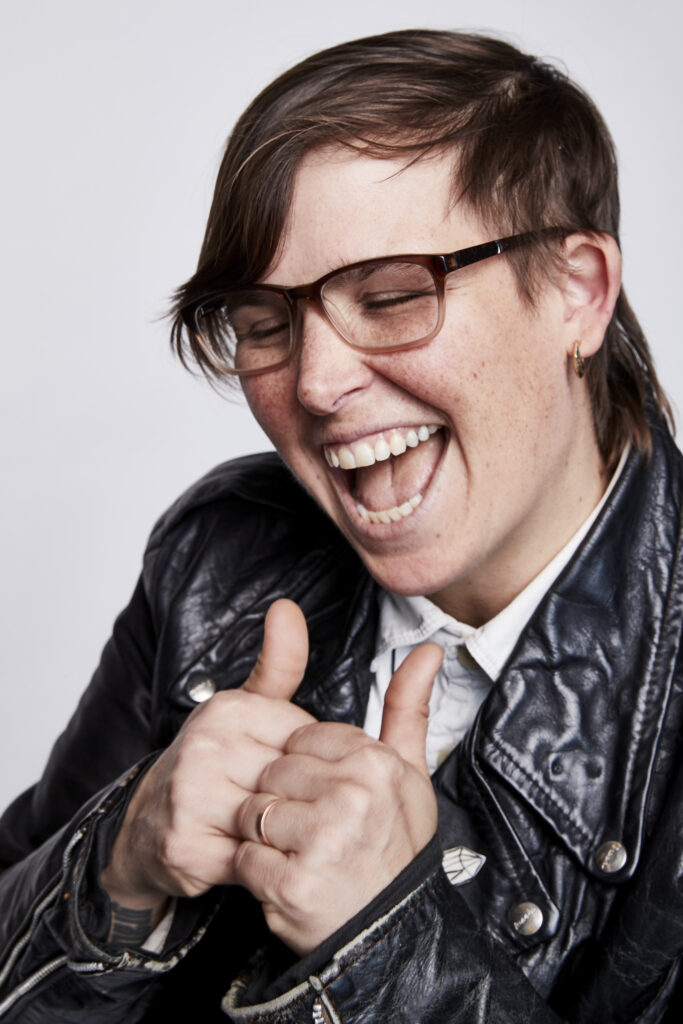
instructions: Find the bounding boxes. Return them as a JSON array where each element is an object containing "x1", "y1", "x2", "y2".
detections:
[
  {"x1": 176, "y1": 692, "x2": 315, "y2": 780},
  {"x1": 232, "y1": 838, "x2": 289, "y2": 904},
  {"x1": 204, "y1": 771, "x2": 286, "y2": 839},
  {"x1": 232, "y1": 839, "x2": 354, "y2": 957},
  {"x1": 236, "y1": 792, "x2": 316, "y2": 853},
  {"x1": 379, "y1": 642, "x2": 442, "y2": 775},
  {"x1": 194, "y1": 689, "x2": 316, "y2": 749},
  {"x1": 209, "y1": 733, "x2": 285, "y2": 792},
  {"x1": 172, "y1": 832, "x2": 242, "y2": 890},
  {"x1": 259, "y1": 752, "x2": 337, "y2": 801},
  {"x1": 285, "y1": 721, "x2": 372, "y2": 760},
  {"x1": 242, "y1": 599, "x2": 309, "y2": 701},
  {"x1": 173, "y1": 773, "x2": 252, "y2": 837}
]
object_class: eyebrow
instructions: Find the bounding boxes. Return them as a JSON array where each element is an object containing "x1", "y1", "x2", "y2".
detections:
[
  {"x1": 349, "y1": 259, "x2": 401, "y2": 283},
  {"x1": 258, "y1": 254, "x2": 405, "y2": 291}
]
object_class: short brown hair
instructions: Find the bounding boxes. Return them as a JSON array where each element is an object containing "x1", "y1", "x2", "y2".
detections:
[{"x1": 170, "y1": 29, "x2": 672, "y2": 470}]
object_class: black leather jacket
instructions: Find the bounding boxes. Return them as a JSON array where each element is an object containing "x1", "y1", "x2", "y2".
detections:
[{"x1": 1, "y1": 416, "x2": 682, "y2": 1023}]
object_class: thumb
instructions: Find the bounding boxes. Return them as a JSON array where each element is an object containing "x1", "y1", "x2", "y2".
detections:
[
  {"x1": 242, "y1": 598, "x2": 309, "y2": 700},
  {"x1": 379, "y1": 643, "x2": 443, "y2": 775}
]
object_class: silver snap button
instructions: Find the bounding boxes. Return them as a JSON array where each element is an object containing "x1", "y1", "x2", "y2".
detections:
[
  {"x1": 594, "y1": 840, "x2": 627, "y2": 874},
  {"x1": 509, "y1": 901, "x2": 544, "y2": 936},
  {"x1": 186, "y1": 674, "x2": 216, "y2": 703}
]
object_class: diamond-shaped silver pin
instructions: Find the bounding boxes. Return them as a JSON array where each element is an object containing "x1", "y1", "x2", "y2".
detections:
[{"x1": 442, "y1": 846, "x2": 487, "y2": 886}]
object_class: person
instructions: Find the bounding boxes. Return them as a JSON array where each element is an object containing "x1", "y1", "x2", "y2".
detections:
[{"x1": 0, "y1": 27, "x2": 681, "y2": 1023}]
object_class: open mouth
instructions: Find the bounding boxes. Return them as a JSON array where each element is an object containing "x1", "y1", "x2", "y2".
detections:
[{"x1": 323, "y1": 424, "x2": 444, "y2": 524}]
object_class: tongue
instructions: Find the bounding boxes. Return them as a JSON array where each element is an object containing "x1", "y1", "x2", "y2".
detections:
[{"x1": 354, "y1": 435, "x2": 442, "y2": 510}]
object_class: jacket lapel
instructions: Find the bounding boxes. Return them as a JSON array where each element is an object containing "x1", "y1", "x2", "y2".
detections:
[{"x1": 477, "y1": 427, "x2": 683, "y2": 880}]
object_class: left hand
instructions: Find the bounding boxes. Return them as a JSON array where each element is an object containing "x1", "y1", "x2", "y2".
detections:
[{"x1": 233, "y1": 642, "x2": 443, "y2": 955}]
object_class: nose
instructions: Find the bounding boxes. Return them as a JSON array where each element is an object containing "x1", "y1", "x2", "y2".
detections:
[{"x1": 295, "y1": 302, "x2": 374, "y2": 415}]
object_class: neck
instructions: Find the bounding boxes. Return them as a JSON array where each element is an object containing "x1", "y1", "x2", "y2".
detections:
[{"x1": 430, "y1": 430, "x2": 608, "y2": 628}]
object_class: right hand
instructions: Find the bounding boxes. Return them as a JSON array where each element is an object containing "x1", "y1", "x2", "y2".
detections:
[{"x1": 100, "y1": 599, "x2": 314, "y2": 915}]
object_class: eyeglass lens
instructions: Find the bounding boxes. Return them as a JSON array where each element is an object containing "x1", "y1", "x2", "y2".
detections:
[{"x1": 195, "y1": 260, "x2": 440, "y2": 373}]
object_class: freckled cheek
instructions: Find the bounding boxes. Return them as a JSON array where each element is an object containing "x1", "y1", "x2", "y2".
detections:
[
  {"x1": 242, "y1": 375, "x2": 331, "y2": 501},
  {"x1": 242, "y1": 375, "x2": 298, "y2": 447}
]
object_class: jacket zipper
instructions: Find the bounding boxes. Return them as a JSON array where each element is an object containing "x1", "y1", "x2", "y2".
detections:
[
  {"x1": 312, "y1": 999, "x2": 331, "y2": 1024},
  {"x1": 0, "y1": 829, "x2": 87, "y2": 1017},
  {"x1": 312, "y1": 994, "x2": 342, "y2": 1024},
  {"x1": 0, "y1": 955, "x2": 67, "y2": 1017},
  {"x1": 0, "y1": 954, "x2": 116, "y2": 1019},
  {"x1": 0, "y1": 881, "x2": 61, "y2": 990}
]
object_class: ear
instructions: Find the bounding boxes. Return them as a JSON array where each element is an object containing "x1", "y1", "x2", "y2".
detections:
[{"x1": 560, "y1": 233, "x2": 622, "y2": 358}]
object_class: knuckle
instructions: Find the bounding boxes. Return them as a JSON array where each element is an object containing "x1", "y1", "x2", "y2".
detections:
[
  {"x1": 258, "y1": 762, "x2": 274, "y2": 791},
  {"x1": 232, "y1": 839, "x2": 250, "y2": 875},
  {"x1": 203, "y1": 687, "x2": 249, "y2": 723},
  {"x1": 176, "y1": 716, "x2": 224, "y2": 765},
  {"x1": 158, "y1": 829, "x2": 190, "y2": 874},
  {"x1": 335, "y1": 779, "x2": 374, "y2": 821},
  {"x1": 206, "y1": 688, "x2": 247, "y2": 722},
  {"x1": 176, "y1": 693, "x2": 249, "y2": 761},
  {"x1": 236, "y1": 852, "x2": 272, "y2": 906},
  {"x1": 258, "y1": 757, "x2": 283, "y2": 791},
  {"x1": 235, "y1": 796, "x2": 256, "y2": 838},
  {"x1": 287, "y1": 722, "x2": 317, "y2": 747},
  {"x1": 352, "y1": 742, "x2": 401, "y2": 784},
  {"x1": 278, "y1": 865, "x2": 317, "y2": 917},
  {"x1": 165, "y1": 763, "x2": 197, "y2": 812},
  {"x1": 211, "y1": 687, "x2": 243, "y2": 708},
  {"x1": 174, "y1": 729, "x2": 211, "y2": 767}
]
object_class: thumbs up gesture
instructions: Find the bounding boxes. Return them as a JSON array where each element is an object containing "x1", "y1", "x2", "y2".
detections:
[
  {"x1": 233, "y1": 615, "x2": 443, "y2": 956},
  {"x1": 101, "y1": 600, "x2": 316, "y2": 919},
  {"x1": 101, "y1": 597, "x2": 441, "y2": 956}
]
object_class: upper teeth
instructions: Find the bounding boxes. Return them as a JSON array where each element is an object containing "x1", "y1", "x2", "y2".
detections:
[{"x1": 324, "y1": 424, "x2": 439, "y2": 470}]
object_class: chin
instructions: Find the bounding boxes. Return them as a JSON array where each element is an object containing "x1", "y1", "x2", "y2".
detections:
[{"x1": 356, "y1": 548, "x2": 463, "y2": 601}]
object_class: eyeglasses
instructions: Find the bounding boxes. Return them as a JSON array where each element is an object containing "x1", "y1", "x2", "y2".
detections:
[{"x1": 180, "y1": 232, "x2": 538, "y2": 377}]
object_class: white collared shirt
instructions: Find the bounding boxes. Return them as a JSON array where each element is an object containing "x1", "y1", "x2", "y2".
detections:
[{"x1": 365, "y1": 448, "x2": 628, "y2": 773}]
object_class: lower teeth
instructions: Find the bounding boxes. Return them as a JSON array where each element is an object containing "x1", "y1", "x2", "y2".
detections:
[{"x1": 357, "y1": 493, "x2": 422, "y2": 524}]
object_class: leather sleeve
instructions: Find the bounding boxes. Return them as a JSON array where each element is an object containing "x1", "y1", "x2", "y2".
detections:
[
  {"x1": 0, "y1": 576, "x2": 216, "y2": 1022},
  {"x1": 0, "y1": 457, "x2": 340, "y2": 1023},
  {"x1": 223, "y1": 861, "x2": 563, "y2": 1024},
  {"x1": 0, "y1": 577, "x2": 157, "y2": 871}
]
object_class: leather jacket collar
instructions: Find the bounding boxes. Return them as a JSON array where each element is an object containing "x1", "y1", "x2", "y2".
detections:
[{"x1": 478, "y1": 422, "x2": 683, "y2": 882}]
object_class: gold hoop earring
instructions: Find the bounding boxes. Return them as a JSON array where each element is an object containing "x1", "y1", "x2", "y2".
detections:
[{"x1": 573, "y1": 341, "x2": 585, "y2": 379}]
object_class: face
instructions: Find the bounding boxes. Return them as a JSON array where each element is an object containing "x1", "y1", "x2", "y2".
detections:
[{"x1": 242, "y1": 148, "x2": 604, "y2": 624}]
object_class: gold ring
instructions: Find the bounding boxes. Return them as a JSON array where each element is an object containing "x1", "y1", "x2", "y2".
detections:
[{"x1": 256, "y1": 798, "x2": 281, "y2": 847}]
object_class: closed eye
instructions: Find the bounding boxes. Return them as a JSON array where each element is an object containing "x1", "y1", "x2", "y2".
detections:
[
  {"x1": 362, "y1": 289, "x2": 433, "y2": 311},
  {"x1": 237, "y1": 319, "x2": 289, "y2": 344}
]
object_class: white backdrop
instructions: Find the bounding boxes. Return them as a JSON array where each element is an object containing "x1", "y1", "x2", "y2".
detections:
[{"x1": 1, "y1": 0, "x2": 681, "y2": 811}]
